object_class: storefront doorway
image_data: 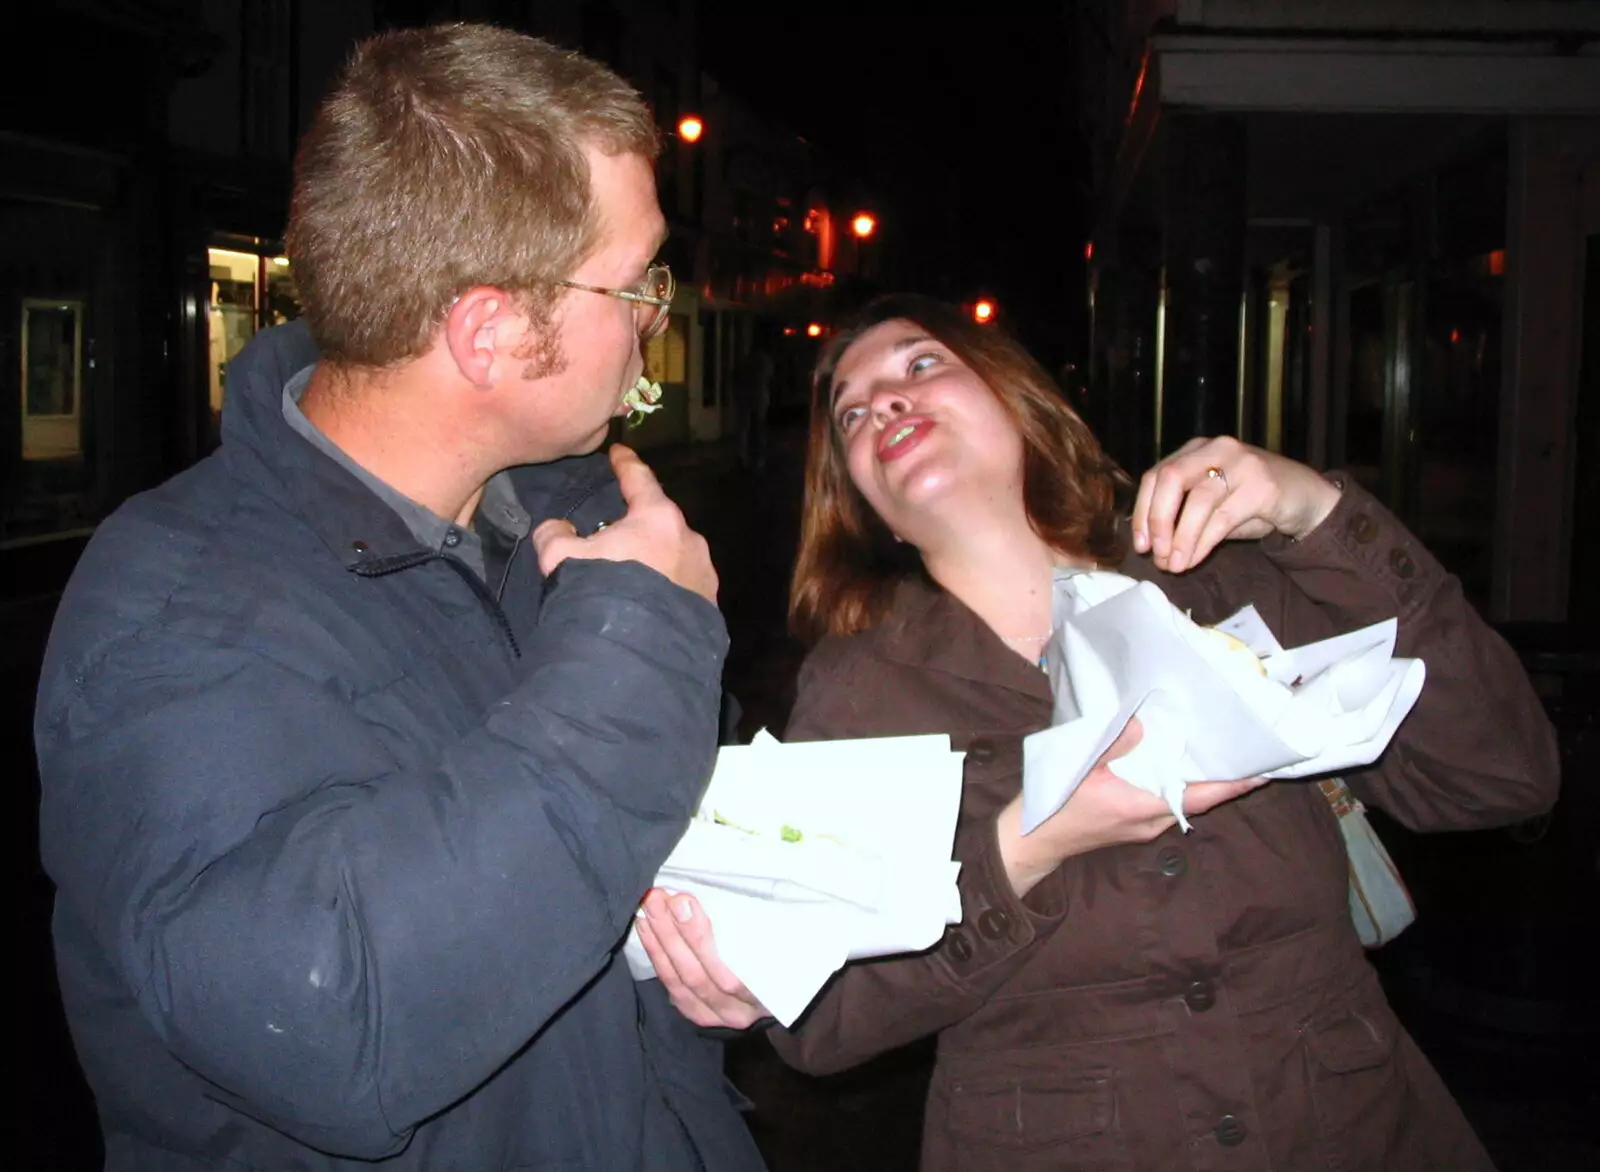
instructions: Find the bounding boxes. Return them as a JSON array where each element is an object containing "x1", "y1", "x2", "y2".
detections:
[{"x1": 205, "y1": 243, "x2": 299, "y2": 443}]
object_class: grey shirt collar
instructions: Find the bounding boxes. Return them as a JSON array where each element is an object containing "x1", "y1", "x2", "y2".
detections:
[{"x1": 281, "y1": 366, "x2": 531, "y2": 581}]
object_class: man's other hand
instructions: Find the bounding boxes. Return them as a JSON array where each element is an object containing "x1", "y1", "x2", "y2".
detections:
[{"x1": 635, "y1": 889, "x2": 770, "y2": 1030}]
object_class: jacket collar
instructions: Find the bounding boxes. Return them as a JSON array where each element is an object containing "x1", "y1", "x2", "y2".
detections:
[
  {"x1": 216, "y1": 320, "x2": 616, "y2": 573},
  {"x1": 871, "y1": 576, "x2": 1055, "y2": 701}
]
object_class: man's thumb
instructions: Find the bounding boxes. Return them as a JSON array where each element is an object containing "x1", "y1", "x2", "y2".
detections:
[
  {"x1": 531, "y1": 518, "x2": 578, "y2": 568},
  {"x1": 609, "y1": 443, "x2": 664, "y2": 505}
]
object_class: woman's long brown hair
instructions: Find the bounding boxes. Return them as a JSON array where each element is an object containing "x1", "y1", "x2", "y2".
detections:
[{"x1": 789, "y1": 294, "x2": 1129, "y2": 642}]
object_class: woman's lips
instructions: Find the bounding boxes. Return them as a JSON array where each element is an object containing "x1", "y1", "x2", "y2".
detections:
[{"x1": 878, "y1": 417, "x2": 933, "y2": 463}]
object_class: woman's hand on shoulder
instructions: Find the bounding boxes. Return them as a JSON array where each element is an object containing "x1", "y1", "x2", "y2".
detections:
[{"x1": 1131, "y1": 436, "x2": 1342, "y2": 573}]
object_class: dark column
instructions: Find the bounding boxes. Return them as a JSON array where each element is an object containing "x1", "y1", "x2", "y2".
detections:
[
  {"x1": 1123, "y1": 263, "x2": 1162, "y2": 475},
  {"x1": 1160, "y1": 113, "x2": 1247, "y2": 453},
  {"x1": 1088, "y1": 233, "x2": 1161, "y2": 477}
]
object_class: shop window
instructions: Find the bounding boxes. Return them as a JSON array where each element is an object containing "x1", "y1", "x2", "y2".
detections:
[
  {"x1": 2, "y1": 196, "x2": 104, "y2": 544},
  {"x1": 20, "y1": 299, "x2": 83, "y2": 462},
  {"x1": 207, "y1": 247, "x2": 300, "y2": 421},
  {"x1": 1261, "y1": 276, "x2": 1290, "y2": 455},
  {"x1": 644, "y1": 313, "x2": 689, "y2": 386}
]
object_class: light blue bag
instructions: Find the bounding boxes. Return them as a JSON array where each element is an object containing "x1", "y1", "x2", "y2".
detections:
[{"x1": 1320, "y1": 776, "x2": 1416, "y2": 948}]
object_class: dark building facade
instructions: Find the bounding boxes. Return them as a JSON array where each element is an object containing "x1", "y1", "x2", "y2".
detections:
[
  {"x1": 2, "y1": 0, "x2": 881, "y2": 589},
  {"x1": 1072, "y1": 0, "x2": 1600, "y2": 621}
]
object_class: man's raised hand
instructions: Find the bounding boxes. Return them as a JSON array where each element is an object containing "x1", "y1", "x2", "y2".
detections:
[{"x1": 532, "y1": 445, "x2": 719, "y2": 602}]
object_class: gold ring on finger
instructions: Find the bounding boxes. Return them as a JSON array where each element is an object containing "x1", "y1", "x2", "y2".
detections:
[{"x1": 1206, "y1": 466, "x2": 1229, "y2": 493}]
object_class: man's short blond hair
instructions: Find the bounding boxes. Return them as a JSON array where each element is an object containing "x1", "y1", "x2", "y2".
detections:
[{"x1": 286, "y1": 24, "x2": 659, "y2": 368}]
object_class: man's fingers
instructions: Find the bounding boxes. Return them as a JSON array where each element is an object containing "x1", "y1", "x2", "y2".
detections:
[
  {"x1": 635, "y1": 915, "x2": 682, "y2": 987},
  {"x1": 531, "y1": 517, "x2": 577, "y2": 546},
  {"x1": 608, "y1": 444, "x2": 667, "y2": 509},
  {"x1": 641, "y1": 891, "x2": 765, "y2": 1028},
  {"x1": 637, "y1": 916, "x2": 720, "y2": 1027},
  {"x1": 530, "y1": 518, "x2": 579, "y2": 573},
  {"x1": 670, "y1": 895, "x2": 754, "y2": 999},
  {"x1": 642, "y1": 891, "x2": 717, "y2": 991}
]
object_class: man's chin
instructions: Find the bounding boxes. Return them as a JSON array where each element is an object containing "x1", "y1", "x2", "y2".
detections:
[{"x1": 564, "y1": 426, "x2": 611, "y2": 457}]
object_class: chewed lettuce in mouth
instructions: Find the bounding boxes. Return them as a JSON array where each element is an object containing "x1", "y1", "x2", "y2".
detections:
[{"x1": 621, "y1": 376, "x2": 663, "y2": 427}]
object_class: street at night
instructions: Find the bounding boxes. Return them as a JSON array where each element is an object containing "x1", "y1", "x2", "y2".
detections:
[
  {"x1": 10, "y1": 2, "x2": 1600, "y2": 1170},
  {"x1": 16, "y1": 418, "x2": 1598, "y2": 1168}
]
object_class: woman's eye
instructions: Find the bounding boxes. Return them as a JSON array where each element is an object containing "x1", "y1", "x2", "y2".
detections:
[
  {"x1": 837, "y1": 405, "x2": 866, "y2": 431},
  {"x1": 908, "y1": 353, "x2": 940, "y2": 375}
]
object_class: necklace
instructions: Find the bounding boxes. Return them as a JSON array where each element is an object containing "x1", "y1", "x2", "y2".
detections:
[{"x1": 998, "y1": 631, "x2": 1053, "y2": 673}]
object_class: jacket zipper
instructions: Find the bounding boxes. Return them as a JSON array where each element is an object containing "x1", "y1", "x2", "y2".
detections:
[
  {"x1": 356, "y1": 551, "x2": 521, "y2": 659},
  {"x1": 353, "y1": 473, "x2": 616, "y2": 662}
]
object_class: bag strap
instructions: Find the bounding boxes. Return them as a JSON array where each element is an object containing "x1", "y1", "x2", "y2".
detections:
[{"x1": 1318, "y1": 775, "x2": 1362, "y2": 818}]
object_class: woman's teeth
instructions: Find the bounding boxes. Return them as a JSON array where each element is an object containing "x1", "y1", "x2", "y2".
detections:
[{"x1": 887, "y1": 424, "x2": 916, "y2": 447}]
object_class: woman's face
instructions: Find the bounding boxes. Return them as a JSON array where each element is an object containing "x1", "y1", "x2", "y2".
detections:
[{"x1": 827, "y1": 318, "x2": 1026, "y2": 542}]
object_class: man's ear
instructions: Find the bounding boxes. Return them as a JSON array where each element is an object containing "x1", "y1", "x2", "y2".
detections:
[{"x1": 443, "y1": 287, "x2": 519, "y2": 388}]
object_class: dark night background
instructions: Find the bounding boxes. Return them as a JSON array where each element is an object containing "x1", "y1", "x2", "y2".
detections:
[
  {"x1": 11, "y1": 2, "x2": 1600, "y2": 1169},
  {"x1": 697, "y1": 0, "x2": 1087, "y2": 365}
]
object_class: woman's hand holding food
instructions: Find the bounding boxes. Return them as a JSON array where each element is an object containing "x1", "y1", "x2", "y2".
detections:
[
  {"x1": 997, "y1": 718, "x2": 1266, "y2": 898},
  {"x1": 1131, "y1": 436, "x2": 1342, "y2": 574},
  {"x1": 635, "y1": 888, "x2": 772, "y2": 1030}
]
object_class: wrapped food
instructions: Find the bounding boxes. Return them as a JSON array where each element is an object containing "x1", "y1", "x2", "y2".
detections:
[
  {"x1": 1022, "y1": 570, "x2": 1425, "y2": 832},
  {"x1": 623, "y1": 730, "x2": 965, "y2": 1026}
]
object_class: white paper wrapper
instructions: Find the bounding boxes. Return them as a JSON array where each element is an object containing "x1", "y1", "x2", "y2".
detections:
[
  {"x1": 623, "y1": 729, "x2": 965, "y2": 1027},
  {"x1": 1021, "y1": 570, "x2": 1425, "y2": 833}
]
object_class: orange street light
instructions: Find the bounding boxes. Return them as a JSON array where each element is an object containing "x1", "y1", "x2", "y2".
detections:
[
  {"x1": 851, "y1": 212, "x2": 877, "y2": 239},
  {"x1": 973, "y1": 299, "x2": 996, "y2": 324},
  {"x1": 677, "y1": 115, "x2": 704, "y2": 143},
  {"x1": 806, "y1": 323, "x2": 823, "y2": 338}
]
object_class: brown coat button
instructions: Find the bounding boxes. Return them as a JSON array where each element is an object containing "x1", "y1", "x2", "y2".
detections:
[
  {"x1": 351, "y1": 540, "x2": 370, "y2": 555},
  {"x1": 966, "y1": 738, "x2": 996, "y2": 764},
  {"x1": 1157, "y1": 847, "x2": 1187, "y2": 877},
  {"x1": 1215, "y1": 1115, "x2": 1246, "y2": 1146},
  {"x1": 1184, "y1": 979, "x2": 1216, "y2": 1012},
  {"x1": 1390, "y1": 548, "x2": 1416, "y2": 579},
  {"x1": 946, "y1": 930, "x2": 974, "y2": 963},
  {"x1": 1350, "y1": 514, "x2": 1378, "y2": 543},
  {"x1": 977, "y1": 909, "x2": 1011, "y2": 939}
]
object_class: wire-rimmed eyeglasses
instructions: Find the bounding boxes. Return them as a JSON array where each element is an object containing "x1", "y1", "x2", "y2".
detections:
[{"x1": 556, "y1": 263, "x2": 675, "y2": 340}]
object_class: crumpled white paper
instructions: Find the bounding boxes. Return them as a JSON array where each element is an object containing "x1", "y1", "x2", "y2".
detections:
[
  {"x1": 1021, "y1": 570, "x2": 1425, "y2": 833},
  {"x1": 623, "y1": 729, "x2": 965, "y2": 1027}
]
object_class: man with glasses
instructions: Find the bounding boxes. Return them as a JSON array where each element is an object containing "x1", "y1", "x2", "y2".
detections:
[
  {"x1": 561, "y1": 261, "x2": 677, "y2": 343},
  {"x1": 37, "y1": 25, "x2": 763, "y2": 1172}
]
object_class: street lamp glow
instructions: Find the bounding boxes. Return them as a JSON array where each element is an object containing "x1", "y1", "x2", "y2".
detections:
[
  {"x1": 806, "y1": 323, "x2": 823, "y2": 338},
  {"x1": 677, "y1": 115, "x2": 704, "y2": 143},
  {"x1": 973, "y1": 299, "x2": 996, "y2": 324},
  {"x1": 850, "y1": 212, "x2": 877, "y2": 239}
]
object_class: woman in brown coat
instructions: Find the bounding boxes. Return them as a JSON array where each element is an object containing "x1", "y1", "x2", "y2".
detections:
[{"x1": 636, "y1": 295, "x2": 1559, "y2": 1171}]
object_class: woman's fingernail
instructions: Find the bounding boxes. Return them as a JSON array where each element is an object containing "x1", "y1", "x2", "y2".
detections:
[
  {"x1": 1133, "y1": 529, "x2": 1147, "y2": 551},
  {"x1": 672, "y1": 898, "x2": 694, "y2": 923},
  {"x1": 1169, "y1": 550, "x2": 1187, "y2": 573}
]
